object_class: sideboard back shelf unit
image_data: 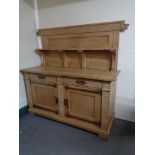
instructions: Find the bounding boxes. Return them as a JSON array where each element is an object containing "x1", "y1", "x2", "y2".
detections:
[{"x1": 21, "y1": 21, "x2": 128, "y2": 139}]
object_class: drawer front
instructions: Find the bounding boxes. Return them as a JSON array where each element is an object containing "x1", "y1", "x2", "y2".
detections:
[
  {"x1": 29, "y1": 73, "x2": 57, "y2": 85},
  {"x1": 63, "y1": 78, "x2": 102, "y2": 89}
]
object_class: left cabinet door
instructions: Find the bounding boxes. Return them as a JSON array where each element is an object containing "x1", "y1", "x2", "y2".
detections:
[{"x1": 31, "y1": 83, "x2": 58, "y2": 112}]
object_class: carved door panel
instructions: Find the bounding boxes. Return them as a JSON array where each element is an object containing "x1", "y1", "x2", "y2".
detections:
[
  {"x1": 31, "y1": 83, "x2": 58, "y2": 112},
  {"x1": 66, "y1": 89, "x2": 101, "y2": 123}
]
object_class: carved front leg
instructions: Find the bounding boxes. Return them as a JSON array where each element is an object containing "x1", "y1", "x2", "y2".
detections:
[
  {"x1": 101, "y1": 90, "x2": 110, "y2": 131},
  {"x1": 23, "y1": 73, "x2": 34, "y2": 114},
  {"x1": 57, "y1": 77, "x2": 65, "y2": 116}
]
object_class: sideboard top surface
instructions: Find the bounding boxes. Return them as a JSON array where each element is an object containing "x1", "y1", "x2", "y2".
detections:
[{"x1": 21, "y1": 66, "x2": 120, "y2": 81}]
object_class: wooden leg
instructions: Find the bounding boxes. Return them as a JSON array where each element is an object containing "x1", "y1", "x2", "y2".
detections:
[
  {"x1": 98, "y1": 133, "x2": 108, "y2": 140},
  {"x1": 28, "y1": 109, "x2": 35, "y2": 115}
]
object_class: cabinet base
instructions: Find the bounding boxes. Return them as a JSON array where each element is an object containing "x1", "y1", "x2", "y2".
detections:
[
  {"x1": 98, "y1": 133, "x2": 108, "y2": 140},
  {"x1": 29, "y1": 108, "x2": 114, "y2": 140},
  {"x1": 29, "y1": 110, "x2": 35, "y2": 115}
]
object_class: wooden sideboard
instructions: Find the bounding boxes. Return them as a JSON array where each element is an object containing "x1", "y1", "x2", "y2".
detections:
[{"x1": 21, "y1": 21, "x2": 128, "y2": 139}]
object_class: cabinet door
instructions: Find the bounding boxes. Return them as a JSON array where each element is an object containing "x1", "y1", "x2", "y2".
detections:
[
  {"x1": 66, "y1": 89, "x2": 101, "y2": 123},
  {"x1": 31, "y1": 83, "x2": 58, "y2": 112}
]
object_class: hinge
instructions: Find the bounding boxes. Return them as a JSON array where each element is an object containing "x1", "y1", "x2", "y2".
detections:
[
  {"x1": 55, "y1": 97, "x2": 58, "y2": 104},
  {"x1": 64, "y1": 99, "x2": 68, "y2": 107}
]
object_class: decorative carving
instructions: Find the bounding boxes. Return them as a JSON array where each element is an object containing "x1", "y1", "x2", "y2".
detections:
[
  {"x1": 23, "y1": 73, "x2": 33, "y2": 109},
  {"x1": 102, "y1": 82, "x2": 111, "y2": 91},
  {"x1": 101, "y1": 91, "x2": 110, "y2": 131}
]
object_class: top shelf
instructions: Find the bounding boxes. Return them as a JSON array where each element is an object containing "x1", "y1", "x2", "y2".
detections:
[
  {"x1": 36, "y1": 21, "x2": 128, "y2": 53},
  {"x1": 34, "y1": 21, "x2": 128, "y2": 72},
  {"x1": 37, "y1": 20, "x2": 129, "y2": 36}
]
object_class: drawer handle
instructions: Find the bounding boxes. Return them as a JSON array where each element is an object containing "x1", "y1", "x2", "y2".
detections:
[
  {"x1": 38, "y1": 75, "x2": 46, "y2": 79},
  {"x1": 75, "y1": 80, "x2": 86, "y2": 85}
]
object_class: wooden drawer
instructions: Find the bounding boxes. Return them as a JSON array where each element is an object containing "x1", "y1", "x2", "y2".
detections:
[
  {"x1": 29, "y1": 73, "x2": 57, "y2": 85},
  {"x1": 63, "y1": 78, "x2": 102, "y2": 89}
]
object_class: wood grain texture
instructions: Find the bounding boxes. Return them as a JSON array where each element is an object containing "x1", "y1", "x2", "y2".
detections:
[
  {"x1": 101, "y1": 90, "x2": 110, "y2": 131},
  {"x1": 63, "y1": 77, "x2": 103, "y2": 89},
  {"x1": 37, "y1": 21, "x2": 128, "y2": 50},
  {"x1": 36, "y1": 49, "x2": 114, "y2": 71},
  {"x1": 21, "y1": 66, "x2": 120, "y2": 81},
  {"x1": 66, "y1": 89, "x2": 101, "y2": 123},
  {"x1": 23, "y1": 73, "x2": 33, "y2": 109},
  {"x1": 31, "y1": 83, "x2": 57, "y2": 112},
  {"x1": 37, "y1": 20, "x2": 128, "y2": 35},
  {"x1": 57, "y1": 77, "x2": 65, "y2": 116},
  {"x1": 29, "y1": 73, "x2": 57, "y2": 85},
  {"x1": 21, "y1": 21, "x2": 128, "y2": 139},
  {"x1": 84, "y1": 50, "x2": 112, "y2": 70}
]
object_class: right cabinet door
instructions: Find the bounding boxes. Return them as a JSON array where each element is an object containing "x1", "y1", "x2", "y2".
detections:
[{"x1": 66, "y1": 88, "x2": 101, "y2": 123}]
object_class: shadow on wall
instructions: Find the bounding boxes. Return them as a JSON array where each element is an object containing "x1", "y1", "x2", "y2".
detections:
[
  {"x1": 23, "y1": 0, "x2": 34, "y2": 8},
  {"x1": 37, "y1": 0, "x2": 92, "y2": 9}
]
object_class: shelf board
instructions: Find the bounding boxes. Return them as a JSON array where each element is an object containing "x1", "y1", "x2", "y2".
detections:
[
  {"x1": 36, "y1": 48, "x2": 117, "y2": 52},
  {"x1": 21, "y1": 66, "x2": 120, "y2": 81}
]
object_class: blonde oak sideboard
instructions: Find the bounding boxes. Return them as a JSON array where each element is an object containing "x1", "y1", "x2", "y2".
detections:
[{"x1": 21, "y1": 21, "x2": 128, "y2": 139}]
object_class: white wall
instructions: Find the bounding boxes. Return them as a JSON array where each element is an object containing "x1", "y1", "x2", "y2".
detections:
[
  {"x1": 19, "y1": 0, "x2": 40, "y2": 108},
  {"x1": 37, "y1": 0, "x2": 135, "y2": 122}
]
